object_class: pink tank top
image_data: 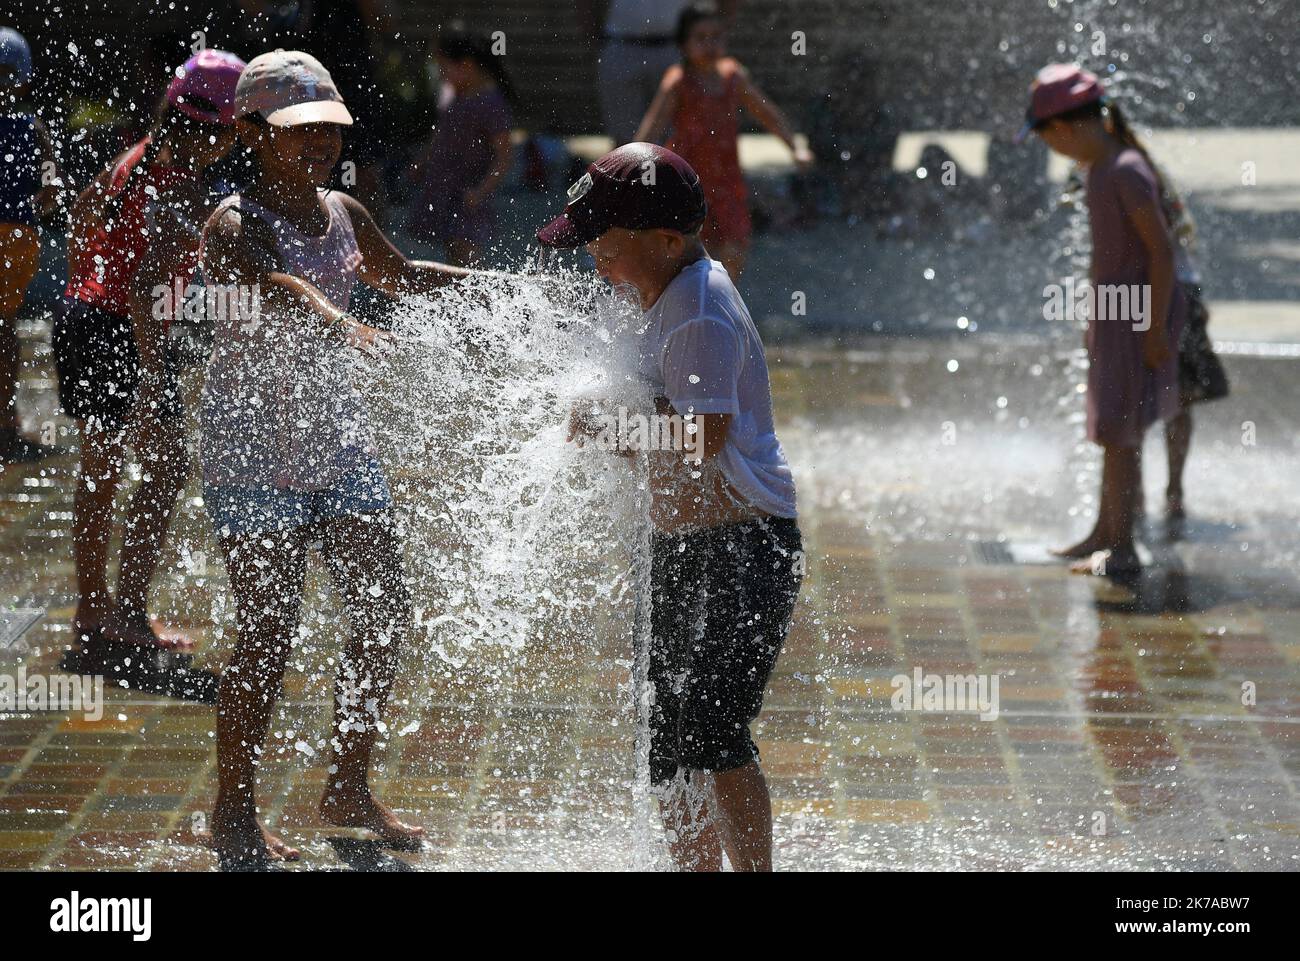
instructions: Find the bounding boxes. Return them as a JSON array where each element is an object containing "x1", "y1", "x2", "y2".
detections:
[{"x1": 199, "y1": 189, "x2": 374, "y2": 491}]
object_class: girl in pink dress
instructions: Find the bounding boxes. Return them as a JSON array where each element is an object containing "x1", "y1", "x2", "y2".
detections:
[{"x1": 1021, "y1": 65, "x2": 1183, "y2": 574}]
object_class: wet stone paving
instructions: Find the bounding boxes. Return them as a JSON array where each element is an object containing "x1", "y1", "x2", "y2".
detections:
[{"x1": 1, "y1": 318, "x2": 1298, "y2": 871}]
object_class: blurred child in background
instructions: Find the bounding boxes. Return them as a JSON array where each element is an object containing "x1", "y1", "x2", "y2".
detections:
[
  {"x1": 408, "y1": 27, "x2": 516, "y2": 267},
  {"x1": 1022, "y1": 65, "x2": 1184, "y2": 573},
  {"x1": 0, "y1": 27, "x2": 62, "y2": 463},
  {"x1": 57, "y1": 50, "x2": 245, "y2": 652},
  {"x1": 1151, "y1": 166, "x2": 1229, "y2": 536},
  {"x1": 635, "y1": 2, "x2": 813, "y2": 279}
]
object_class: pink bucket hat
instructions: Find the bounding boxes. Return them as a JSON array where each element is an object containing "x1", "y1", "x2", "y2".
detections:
[
  {"x1": 1015, "y1": 63, "x2": 1106, "y2": 143},
  {"x1": 233, "y1": 50, "x2": 353, "y2": 126},
  {"x1": 167, "y1": 49, "x2": 247, "y2": 125}
]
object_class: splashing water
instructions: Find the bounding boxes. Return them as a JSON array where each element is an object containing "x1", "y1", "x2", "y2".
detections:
[{"x1": 356, "y1": 269, "x2": 669, "y2": 868}]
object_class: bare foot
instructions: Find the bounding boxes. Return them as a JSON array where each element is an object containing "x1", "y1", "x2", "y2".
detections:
[
  {"x1": 72, "y1": 599, "x2": 114, "y2": 644},
  {"x1": 1069, "y1": 548, "x2": 1141, "y2": 576},
  {"x1": 320, "y1": 788, "x2": 426, "y2": 851},
  {"x1": 197, "y1": 813, "x2": 301, "y2": 868},
  {"x1": 1051, "y1": 536, "x2": 1108, "y2": 560},
  {"x1": 102, "y1": 609, "x2": 196, "y2": 652}
]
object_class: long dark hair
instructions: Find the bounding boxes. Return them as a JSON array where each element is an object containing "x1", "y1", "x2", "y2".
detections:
[
  {"x1": 437, "y1": 25, "x2": 520, "y2": 110},
  {"x1": 1053, "y1": 98, "x2": 1172, "y2": 205},
  {"x1": 98, "y1": 90, "x2": 223, "y2": 228},
  {"x1": 1055, "y1": 96, "x2": 1199, "y2": 247},
  {"x1": 1103, "y1": 101, "x2": 1174, "y2": 203},
  {"x1": 676, "y1": 2, "x2": 723, "y2": 48}
]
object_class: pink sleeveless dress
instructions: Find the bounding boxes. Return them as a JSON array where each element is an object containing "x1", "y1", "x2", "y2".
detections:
[{"x1": 1085, "y1": 149, "x2": 1184, "y2": 448}]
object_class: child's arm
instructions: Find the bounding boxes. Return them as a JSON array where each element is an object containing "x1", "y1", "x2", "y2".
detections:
[
  {"x1": 68, "y1": 144, "x2": 139, "y2": 241},
  {"x1": 124, "y1": 186, "x2": 203, "y2": 420},
  {"x1": 665, "y1": 405, "x2": 731, "y2": 462},
  {"x1": 1129, "y1": 198, "x2": 1175, "y2": 369},
  {"x1": 734, "y1": 63, "x2": 814, "y2": 168},
  {"x1": 66, "y1": 167, "x2": 118, "y2": 277},
  {"x1": 573, "y1": 319, "x2": 737, "y2": 461},
  {"x1": 31, "y1": 118, "x2": 63, "y2": 218},
  {"x1": 633, "y1": 65, "x2": 683, "y2": 145},
  {"x1": 463, "y1": 129, "x2": 513, "y2": 210},
  {"x1": 339, "y1": 193, "x2": 513, "y2": 295},
  {"x1": 204, "y1": 204, "x2": 391, "y2": 354},
  {"x1": 566, "y1": 398, "x2": 730, "y2": 463}
]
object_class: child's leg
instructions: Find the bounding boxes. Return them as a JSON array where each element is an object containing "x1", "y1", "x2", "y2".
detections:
[
  {"x1": 210, "y1": 526, "x2": 309, "y2": 864},
  {"x1": 1062, "y1": 444, "x2": 1141, "y2": 571},
  {"x1": 711, "y1": 760, "x2": 774, "y2": 872},
  {"x1": 0, "y1": 226, "x2": 36, "y2": 428},
  {"x1": 669, "y1": 519, "x2": 802, "y2": 871},
  {"x1": 111, "y1": 410, "x2": 193, "y2": 649},
  {"x1": 657, "y1": 774, "x2": 724, "y2": 872},
  {"x1": 1165, "y1": 409, "x2": 1192, "y2": 515},
  {"x1": 648, "y1": 529, "x2": 725, "y2": 869},
  {"x1": 0, "y1": 225, "x2": 46, "y2": 454},
  {"x1": 71, "y1": 420, "x2": 127, "y2": 636},
  {"x1": 317, "y1": 513, "x2": 423, "y2": 847},
  {"x1": 1101, "y1": 443, "x2": 1140, "y2": 554},
  {"x1": 0, "y1": 309, "x2": 17, "y2": 435},
  {"x1": 1056, "y1": 441, "x2": 1142, "y2": 562}
]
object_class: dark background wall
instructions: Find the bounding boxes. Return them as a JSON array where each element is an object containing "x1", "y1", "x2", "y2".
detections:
[{"x1": 7, "y1": 0, "x2": 1299, "y2": 137}]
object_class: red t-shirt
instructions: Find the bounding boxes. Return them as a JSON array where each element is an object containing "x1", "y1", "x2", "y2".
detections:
[{"x1": 64, "y1": 137, "x2": 201, "y2": 321}]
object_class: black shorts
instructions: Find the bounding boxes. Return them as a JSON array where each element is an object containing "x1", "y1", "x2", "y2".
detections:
[
  {"x1": 53, "y1": 296, "x2": 184, "y2": 431},
  {"x1": 648, "y1": 515, "x2": 803, "y2": 786}
]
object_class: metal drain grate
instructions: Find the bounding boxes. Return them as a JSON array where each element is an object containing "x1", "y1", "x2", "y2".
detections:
[
  {"x1": 0, "y1": 609, "x2": 45, "y2": 650},
  {"x1": 972, "y1": 541, "x2": 1016, "y2": 566}
]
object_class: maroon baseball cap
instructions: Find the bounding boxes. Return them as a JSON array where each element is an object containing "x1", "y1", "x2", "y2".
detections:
[
  {"x1": 537, "y1": 143, "x2": 708, "y2": 248},
  {"x1": 1015, "y1": 63, "x2": 1106, "y2": 143}
]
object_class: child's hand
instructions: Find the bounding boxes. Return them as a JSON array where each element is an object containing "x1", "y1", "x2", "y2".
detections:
[
  {"x1": 342, "y1": 318, "x2": 396, "y2": 358},
  {"x1": 1142, "y1": 328, "x2": 1172, "y2": 370},
  {"x1": 567, "y1": 402, "x2": 601, "y2": 445}
]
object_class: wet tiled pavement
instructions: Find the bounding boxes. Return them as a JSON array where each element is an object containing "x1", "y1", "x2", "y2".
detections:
[{"x1": 2, "y1": 315, "x2": 1298, "y2": 871}]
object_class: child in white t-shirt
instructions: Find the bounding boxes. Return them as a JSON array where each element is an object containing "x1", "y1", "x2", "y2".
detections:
[{"x1": 538, "y1": 143, "x2": 802, "y2": 871}]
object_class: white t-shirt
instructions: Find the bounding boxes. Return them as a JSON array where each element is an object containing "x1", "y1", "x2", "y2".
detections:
[
  {"x1": 639, "y1": 258, "x2": 797, "y2": 519},
  {"x1": 605, "y1": 0, "x2": 692, "y2": 39}
]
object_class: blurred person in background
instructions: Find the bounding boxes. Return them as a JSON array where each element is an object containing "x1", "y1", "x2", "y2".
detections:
[
  {"x1": 0, "y1": 27, "x2": 64, "y2": 464},
  {"x1": 579, "y1": 0, "x2": 739, "y2": 147},
  {"x1": 635, "y1": 2, "x2": 812, "y2": 279},
  {"x1": 407, "y1": 26, "x2": 517, "y2": 267},
  {"x1": 56, "y1": 51, "x2": 244, "y2": 654}
]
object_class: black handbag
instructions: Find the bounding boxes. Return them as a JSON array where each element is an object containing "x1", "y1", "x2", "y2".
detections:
[{"x1": 1178, "y1": 283, "x2": 1230, "y2": 404}]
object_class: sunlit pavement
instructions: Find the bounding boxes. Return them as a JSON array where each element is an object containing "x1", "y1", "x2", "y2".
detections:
[{"x1": 1, "y1": 314, "x2": 1297, "y2": 871}]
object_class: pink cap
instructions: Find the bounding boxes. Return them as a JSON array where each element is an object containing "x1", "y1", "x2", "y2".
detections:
[
  {"x1": 1015, "y1": 63, "x2": 1105, "y2": 143},
  {"x1": 167, "y1": 49, "x2": 247, "y2": 125}
]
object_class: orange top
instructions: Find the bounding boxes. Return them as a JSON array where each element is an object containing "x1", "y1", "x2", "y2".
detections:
[{"x1": 667, "y1": 62, "x2": 743, "y2": 189}]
